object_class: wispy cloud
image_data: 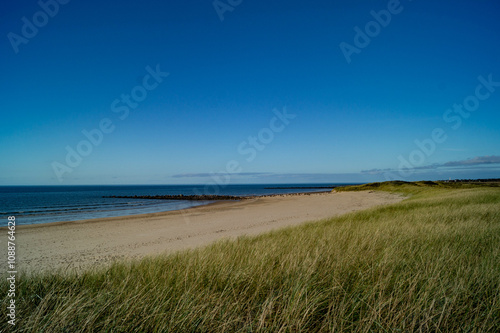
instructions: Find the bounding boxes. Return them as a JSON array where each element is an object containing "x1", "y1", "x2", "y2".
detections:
[
  {"x1": 443, "y1": 155, "x2": 500, "y2": 167},
  {"x1": 169, "y1": 172, "x2": 371, "y2": 184},
  {"x1": 360, "y1": 168, "x2": 394, "y2": 175},
  {"x1": 362, "y1": 155, "x2": 500, "y2": 175},
  {"x1": 171, "y1": 172, "x2": 271, "y2": 178},
  {"x1": 170, "y1": 156, "x2": 500, "y2": 183},
  {"x1": 171, "y1": 172, "x2": 355, "y2": 180}
]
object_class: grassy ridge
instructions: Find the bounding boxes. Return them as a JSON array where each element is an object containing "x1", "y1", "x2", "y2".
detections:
[
  {"x1": 334, "y1": 180, "x2": 500, "y2": 194},
  {"x1": 2, "y1": 183, "x2": 500, "y2": 332}
]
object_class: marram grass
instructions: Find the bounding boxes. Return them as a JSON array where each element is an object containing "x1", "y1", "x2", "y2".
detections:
[{"x1": 1, "y1": 182, "x2": 499, "y2": 332}]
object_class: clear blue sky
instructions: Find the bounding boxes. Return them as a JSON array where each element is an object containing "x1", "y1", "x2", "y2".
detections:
[{"x1": 1, "y1": 0, "x2": 499, "y2": 185}]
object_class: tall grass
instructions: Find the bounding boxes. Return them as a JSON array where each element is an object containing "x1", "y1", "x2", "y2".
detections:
[{"x1": 1, "y1": 183, "x2": 499, "y2": 332}]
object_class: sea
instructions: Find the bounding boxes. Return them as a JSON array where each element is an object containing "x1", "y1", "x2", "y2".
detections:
[{"x1": 0, "y1": 184, "x2": 357, "y2": 226}]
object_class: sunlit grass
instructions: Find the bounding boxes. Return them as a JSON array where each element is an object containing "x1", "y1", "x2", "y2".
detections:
[{"x1": 1, "y1": 182, "x2": 499, "y2": 332}]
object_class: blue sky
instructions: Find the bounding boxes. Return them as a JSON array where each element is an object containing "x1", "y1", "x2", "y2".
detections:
[{"x1": 1, "y1": 0, "x2": 499, "y2": 185}]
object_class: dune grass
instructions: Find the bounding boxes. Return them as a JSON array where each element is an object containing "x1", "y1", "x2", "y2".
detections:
[{"x1": 1, "y1": 182, "x2": 499, "y2": 332}]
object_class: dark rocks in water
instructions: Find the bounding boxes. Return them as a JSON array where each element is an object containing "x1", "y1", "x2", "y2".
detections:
[
  {"x1": 102, "y1": 191, "x2": 331, "y2": 201},
  {"x1": 264, "y1": 186, "x2": 335, "y2": 189},
  {"x1": 102, "y1": 194, "x2": 249, "y2": 201}
]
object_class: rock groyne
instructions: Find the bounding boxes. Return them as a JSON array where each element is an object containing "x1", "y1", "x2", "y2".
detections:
[{"x1": 103, "y1": 191, "x2": 331, "y2": 201}]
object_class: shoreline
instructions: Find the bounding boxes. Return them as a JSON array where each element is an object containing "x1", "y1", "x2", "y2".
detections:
[
  {"x1": 7, "y1": 190, "x2": 333, "y2": 230},
  {"x1": 9, "y1": 199, "x2": 230, "y2": 230},
  {"x1": 102, "y1": 190, "x2": 333, "y2": 201},
  {"x1": 2, "y1": 190, "x2": 333, "y2": 229},
  {"x1": 12, "y1": 191, "x2": 404, "y2": 273}
]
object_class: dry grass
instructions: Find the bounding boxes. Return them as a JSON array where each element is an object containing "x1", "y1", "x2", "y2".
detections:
[{"x1": 1, "y1": 183, "x2": 499, "y2": 332}]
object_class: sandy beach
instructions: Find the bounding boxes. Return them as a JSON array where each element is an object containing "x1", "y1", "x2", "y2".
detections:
[{"x1": 13, "y1": 191, "x2": 403, "y2": 273}]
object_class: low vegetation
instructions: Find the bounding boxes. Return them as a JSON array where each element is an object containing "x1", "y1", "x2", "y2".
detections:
[{"x1": 2, "y1": 182, "x2": 499, "y2": 332}]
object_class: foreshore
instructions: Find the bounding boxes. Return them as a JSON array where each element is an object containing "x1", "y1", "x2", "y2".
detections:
[
  {"x1": 12, "y1": 191, "x2": 404, "y2": 273},
  {"x1": 102, "y1": 190, "x2": 332, "y2": 201}
]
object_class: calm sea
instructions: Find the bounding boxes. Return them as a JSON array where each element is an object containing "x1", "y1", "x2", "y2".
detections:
[{"x1": 0, "y1": 184, "x2": 356, "y2": 226}]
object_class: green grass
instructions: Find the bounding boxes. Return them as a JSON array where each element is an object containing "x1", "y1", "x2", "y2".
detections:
[
  {"x1": 2, "y1": 182, "x2": 500, "y2": 332},
  {"x1": 334, "y1": 180, "x2": 500, "y2": 195}
]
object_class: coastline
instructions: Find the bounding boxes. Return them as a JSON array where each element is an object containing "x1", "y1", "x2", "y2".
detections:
[
  {"x1": 12, "y1": 191, "x2": 404, "y2": 273},
  {"x1": 4, "y1": 190, "x2": 333, "y2": 229}
]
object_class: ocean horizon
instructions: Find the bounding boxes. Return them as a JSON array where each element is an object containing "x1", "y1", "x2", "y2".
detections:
[{"x1": 0, "y1": 183, "x2": 358, "y2": 226}]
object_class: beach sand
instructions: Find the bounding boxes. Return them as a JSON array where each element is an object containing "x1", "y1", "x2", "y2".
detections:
[{"x1": 13, "y1": 191, "x2": 403, "y2": 273}]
